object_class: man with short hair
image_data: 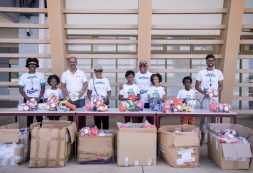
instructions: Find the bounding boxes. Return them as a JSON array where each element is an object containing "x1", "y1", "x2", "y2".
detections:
[
  {"x1": 134, "y1": 60, "x2": 153, "y2": 123},
  {"x1": 195, "y1": 54, "x2": 224, "y2": 145},
  {"x1": 61, "y1": 56, "x2": 88, "y2": 129}
]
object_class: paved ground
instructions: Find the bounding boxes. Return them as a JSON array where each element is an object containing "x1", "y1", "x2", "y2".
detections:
[
  {"x1": 0, "y1": 116, "x2": 253, "y2": 172},
  {"x1": 1, "y1": 145, "x2": 252, "y2": 173}
]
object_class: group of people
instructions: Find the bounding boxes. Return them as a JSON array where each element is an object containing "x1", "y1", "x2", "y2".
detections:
[{"x1": 18, "y1": 54, "x2": 223, "y2": 144}]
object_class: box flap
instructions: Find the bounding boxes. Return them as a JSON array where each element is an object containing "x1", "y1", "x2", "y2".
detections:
[
  {"x1": 0, "y1": 129, "x2": 20, "y2": 143},
  {"x1": 0, "y1": 123, "x2": 19, "y2": 129},
  {"x1": 42, "y1": 120, "x2": 71, "y2": 129},
  {"x1": 119, "y1": 127, "x2": 157, "y2": 133},
  {"x1": 222, "y1": 144, "x2": 252, "y2": 159},
  {"x1": 158, "y1": 131, "x2": 174, "y2": 148},
  {"x1": 158, "y1": 125, "x2": 200, "y2": 147},
  {"x1": 30, "y1": 122, "x2": 41, "y2": 130},
  {"x1": 67, "y1": 122, "x2": 77, "y2": 144}
]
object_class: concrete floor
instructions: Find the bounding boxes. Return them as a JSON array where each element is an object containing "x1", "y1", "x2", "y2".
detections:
[
  {"x1": 1, "y1": 145, "x2": 252, "y2": 173},
  {"x1": 0, "y1": 116, "x2": 253, "y2": 172}
]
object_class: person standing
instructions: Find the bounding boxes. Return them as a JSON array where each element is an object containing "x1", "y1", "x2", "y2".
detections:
[
  {"x1": 18, "y1": 58, "x2": 46, "y2": 127},
  {"x1": 195, "y1": 54, "x2": 224, "y2": 145},
  {"x1": 61, "y1": 56, "x2": 88, "y2": 129},
  {"x1": 87, "y1": 65, "x2": 111, "y2": 129},
  {"x1": 44, "y1": 74, "x2": 64, "y2": 120},
  {"x1": 177, "y1": 76, "x2": 196, "y2": 125},
  {"x1": 134, "y1": 60, "x2": 152, "y2": 123},
  {"x1": 148, "y1": 73, "x2": 166, "y2": 114},
  {"x1": 119, "y1": 70, "x2": 140, "y2": 123}
]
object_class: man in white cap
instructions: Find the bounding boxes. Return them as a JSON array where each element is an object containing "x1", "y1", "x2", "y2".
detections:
[
  {"x1": 134, "y1": 60, "x2": 153, "y2": 123},
  {"x1": 61, "y1": 56, "x2": 88, "y2": 129}
]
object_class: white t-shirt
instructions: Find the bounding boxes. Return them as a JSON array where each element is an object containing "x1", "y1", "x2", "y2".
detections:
[
  {"x1": 18, "y1": 72, "x2": 46, "y2": 98},
  {"x1": 134, "y1": 71, "x2": 152, "y2": 103},
  {"x1": 196, "y1": 69, "x2": 224, "y2": 93},
  {"x1": 119, "y1": 84, "x2": 140, "y2": 105},
  {"x1": 147, "y1": 86, "x2": 166, "y2": 99},
  {"x1": 88, "y1": 77, "x2": 111, "y2": 101},
  {"x1": 43, "y1": 88, "x2": 64, "y2": 100},
  {"x1": 177, "y1": 89, "x2": 196, "y2": 100},
  {"x1": 61, "y1": 69, "x2": 87, "y2": 99}
]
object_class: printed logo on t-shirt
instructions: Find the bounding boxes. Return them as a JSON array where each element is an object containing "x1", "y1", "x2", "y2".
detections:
[
  {"x1": 139, "y1": 76, "x2": 149, "y2": 80},
  {"x1": 27, "y1": 76, "x2": 38, "y2": 79},
  {"x1": 128, "y1": 89, "x2": 135, "y2": 95},
  {"x1": 185, "y1": 94, "x2": 191, "y2": 99},
  {"x1": 95, "y1": 81, "x2": 105, "y2": 85},
  {"x1": 27, "y1": 89, "x2": 39, "y2": 94},
  {"x1": 205, "y1": 73, "x2": 215, "y2": 77},
  {"x1": 152, "y1": 90, "x2": 160, "y2": 98}
]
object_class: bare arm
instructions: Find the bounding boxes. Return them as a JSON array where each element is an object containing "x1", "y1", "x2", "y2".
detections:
[
  {"x1": 38, "y1": 85, "x2": 45, "y2": 101},
  {"x1": 19, "y1": 86, "x2": 29, "y2": 100},
  {"x1": 79, "y1": 81, "x2": 88, "y2": 99},
  {"x1": 119, "y1": 94, "x2": 127, "y2": 101},
  {"x1": 61, "y1": 82, "x2": 69, "y2": 98},
  {"x1": 87, "y1": 89, "x2": 92, "y2": 101},
  {"x1": 136, "y1": 94, "x2": 140, "y2": 101},
  {"x1": 218, "y1": 80, "x2": 223, "y2": 93},
  {"x1": 195, "y1": 80, "x2": 207, "y2": 95},
  {"x1": 106, "y1": 90, "x2": 111, "y2": 99}
]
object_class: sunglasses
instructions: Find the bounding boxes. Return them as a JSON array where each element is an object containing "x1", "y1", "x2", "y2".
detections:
[{"x1": 95, "y1": 70, "x2": 103, "y2": 72}]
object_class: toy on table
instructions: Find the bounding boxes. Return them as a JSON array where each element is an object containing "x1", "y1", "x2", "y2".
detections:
[
  {"x1": 17, "y1": 98, "x2": 38, "y2": 111},
  {"x1": 92, "y1": 95, "x2": 108, "y2": 112},
  {"x1": 46, "y1": 95, "x2": 60, "y2": 111},
  {"x1": 149, "y1": 97, "x2": 162, "y2": 111}
]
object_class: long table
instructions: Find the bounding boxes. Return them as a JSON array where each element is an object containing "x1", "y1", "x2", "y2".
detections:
[
  {"x1": 156, "y1": 109, "x2": 237, "y2": 128},
  {"x1": 0, "y1": 108, "x2": 75, "y2": 120},
  {"x1": 0, "y1": 108, "x2": 237, "y2": 129},
  {"x1": 76, "y1": 108, "x2": 157, "y2": 129}
]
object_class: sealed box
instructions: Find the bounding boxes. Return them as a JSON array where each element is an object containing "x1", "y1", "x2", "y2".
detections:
[
  {"x1": 158, "y1": 124, "x2": 200, "y2": 168},
  {"x1": 29, "y1": 120, "x2": 76, "y2": 167},
  {"x1": 117, "y1": 123, "x2": 157, "y2": 166},
  {"x1": 208, "y1": 123, "x2": 252, "y2": 170},
  {"x1": 0, "y1": 123, "x2": 29, "y2": 166},
  {"x1": 77, "y1": 132, "x2": 114, "y2": 164}
]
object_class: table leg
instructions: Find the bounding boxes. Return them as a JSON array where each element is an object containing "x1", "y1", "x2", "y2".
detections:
[
  {"x1": 234, "y1": 115, "x2": 237, "y2": 124},
  {"x1": 157, "y1": 116, "x2": 161, "y2": 128},
  {"x1": 74, "y1": 113, "x2": 79, "y2": 131},
  {"x1": 153, "y1": 114, "x2": 156, "y2": 127}
]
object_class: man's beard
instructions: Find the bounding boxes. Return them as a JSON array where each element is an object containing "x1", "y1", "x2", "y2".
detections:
[{"x1": 70, "y1": 64, "x2": 76, "y2": 68}]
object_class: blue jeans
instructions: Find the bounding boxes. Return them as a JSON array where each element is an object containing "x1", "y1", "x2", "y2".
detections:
[{"x1": 200, "y1": 97, "x2": 218, "y2": 134}]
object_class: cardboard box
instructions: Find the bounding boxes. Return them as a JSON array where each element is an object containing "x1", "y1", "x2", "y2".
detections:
[
  {"x1": 117, "y1": 123, "x2": 157, "y2": 166},
  {"x1": 208, "y1": 123, "x2": 253, "y2": 170},
  {"x1": 29, "y1": 120, "x2": 77, "y2": 167},
  {"x1": 77, "y1": 132, "x2": 115, "y2": 164},
  {"x1": 158, "y1": 125, "x2": 200, "y2": 168},
  {"x1": 0, "y1": 123, "x2": 29, "y2": 166}
]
